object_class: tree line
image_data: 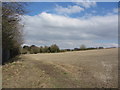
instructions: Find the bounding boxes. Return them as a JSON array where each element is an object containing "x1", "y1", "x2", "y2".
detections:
[
  {"x1": 21, "y1": 44, "x2": 104, "y2": 54},
  {"x1": 22, "y1": 44, "x2": 60, "y2": 54},
  {"x1": 2, "y1": 2, "x2": 27, "y2": 64}
]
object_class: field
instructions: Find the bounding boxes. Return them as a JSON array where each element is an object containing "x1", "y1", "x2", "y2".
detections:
[{"x1": 2, "y1": 48, "x2": 118, "y2": 88}]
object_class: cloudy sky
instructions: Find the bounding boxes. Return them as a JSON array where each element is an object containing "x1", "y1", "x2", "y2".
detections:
[{"x1": 21, "y1": 2, "x2": 118, "y2": 49}]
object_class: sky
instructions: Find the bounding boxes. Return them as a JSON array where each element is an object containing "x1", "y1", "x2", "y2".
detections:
[{"x1": 21, "y1": 2, "x2": 118, "y2": 49}]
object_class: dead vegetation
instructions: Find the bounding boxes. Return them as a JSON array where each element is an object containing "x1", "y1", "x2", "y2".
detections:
[{"x1": 2, "y1": 48, "x2": 118, "y2": 88}]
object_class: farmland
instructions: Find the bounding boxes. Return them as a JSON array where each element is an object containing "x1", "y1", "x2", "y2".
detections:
[{"x1": 2, "y1": 48, "x2": 118, "y2": 88}]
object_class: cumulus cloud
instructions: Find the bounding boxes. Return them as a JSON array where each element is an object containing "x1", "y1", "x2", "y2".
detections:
[
  {"x1": 75, "y1": 2, "x2": 96, "y2": 8},
  {"x1": 55, "y1": 2, "x2": 96, "y2": 15},
  {"x1": 55, "y1": 5, "x2": 84, "y2": 14},
  {"x1": 21, "y1": 12, "x2": 118, "y2": 49}
]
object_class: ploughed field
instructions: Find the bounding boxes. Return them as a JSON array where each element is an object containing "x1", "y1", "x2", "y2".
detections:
[{"x1": 2, "y1": 48, "x2": 118, "y2": 88}]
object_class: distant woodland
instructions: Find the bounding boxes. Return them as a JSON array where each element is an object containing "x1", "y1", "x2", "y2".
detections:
[{"x1": 21, "y1": 44, "x2": 105, "y2": 54}]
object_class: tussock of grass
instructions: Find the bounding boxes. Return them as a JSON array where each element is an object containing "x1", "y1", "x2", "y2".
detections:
[{"x1": 63, "y1": 72, "x2": 67, "y2": 75}]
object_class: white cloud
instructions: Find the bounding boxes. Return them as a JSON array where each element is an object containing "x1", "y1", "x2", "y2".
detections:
[
  {"x1": 21, "y1": 12, "x2": 118, "y2": 49},
  {"x1": 76, "y1": 2, "x2": 96, "y2": 8},
  {"x1": 55, "y1": 5, "x2": 84, "y2": 14},
  {"x1": 55, "y1": 2, "x2": 97, "y2": 15},
  {"x1": 113, "y1": 8, "x2": 118, "y2": 13}
]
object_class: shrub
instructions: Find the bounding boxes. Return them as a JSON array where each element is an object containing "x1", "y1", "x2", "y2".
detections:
[
  {"x1": 98, "y1": 47, "x2": 104, "y2": 49},
  {"x1": 21, "y1": 48, "x2": 28, "y2": 54},
  {"x1": 60, "y1": 49, "x2": 67, "y2": 52},
  {"x1": 74, "y1": 48, "x2": 80, "y2": 51},
  {"x1": 44, "y1": 46, "x2": 50, "y2": 53},
  {"x1": 23, "y1": 45, "x2": 30, "y2": 51},
  {"x1": 30, "y1": 49, "x2": 34, "y2": 54},
  {"x1": 30, "y1": 45, "x2": 39, "y2": 54},
  {"x1": 39, "y1": 46, "x2": 43, "y2": 53},
  {"x1": 50, "y1": 44, "x2": 60, "y2": 53}
]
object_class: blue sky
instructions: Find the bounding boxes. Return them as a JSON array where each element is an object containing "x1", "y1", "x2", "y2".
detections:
[
  {"x1": 26, "y1": 2, "x2": 118, "y2": 16},
  {"x1": 21, "y1": 2, "x2": 118, "y2": 49}
]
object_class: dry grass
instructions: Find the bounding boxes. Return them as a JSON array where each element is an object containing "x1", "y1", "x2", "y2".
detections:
[{"x1": 2, "y1": 48, "x2": 118, "y2": 88}]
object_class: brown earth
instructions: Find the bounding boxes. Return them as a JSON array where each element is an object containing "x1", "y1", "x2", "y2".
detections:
[{"x1": 2, "y1": 48, "x2": 118, "y2": 88}]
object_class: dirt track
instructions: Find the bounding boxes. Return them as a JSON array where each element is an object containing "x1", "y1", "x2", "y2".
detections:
[{"x1": 2, "y1": 48, "x2": 118, "y2": 88}]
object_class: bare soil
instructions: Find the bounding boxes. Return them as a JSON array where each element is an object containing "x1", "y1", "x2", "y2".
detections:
[{"x1": 2, "y1": 48, "x2": 118, "y2": 88}]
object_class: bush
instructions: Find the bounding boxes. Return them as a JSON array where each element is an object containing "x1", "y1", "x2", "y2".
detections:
[
  {"x1": 74, "y1": 48, "x2": 80, "y2": 51},
  {"x1": 60, "y1": 49, "x2": 67, "y2": 52},
  {"x1": 30, "y1": 49, "x2": 34, "y2": 54},
  {"x1": 44, "y1": 46, "x2": 50, "y2": 53},
  {"x1": 86, "y1": 47, "x2": 97, "y2": 50},
  {"x1": 30, "y1": 45, "x2": 39, "y2": 54},
  {"x1": 39, "y1": 46, "x2": 43, "y2": 53},
  {"x1": 21, "y1": 48, "x2": 28, "y2": 54},
  {"x1": 98, "y1": 47, "x2": 104, "y2": 49},
  {"x1": 22, "y1": 44, "x2": 61, "y2": 54},
  {"x1": 23, "y1": 45, "x2": 30, "y2": 51},
  {"x1": 50, "y1": 44, "x2": 60, "y2": 53}
]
